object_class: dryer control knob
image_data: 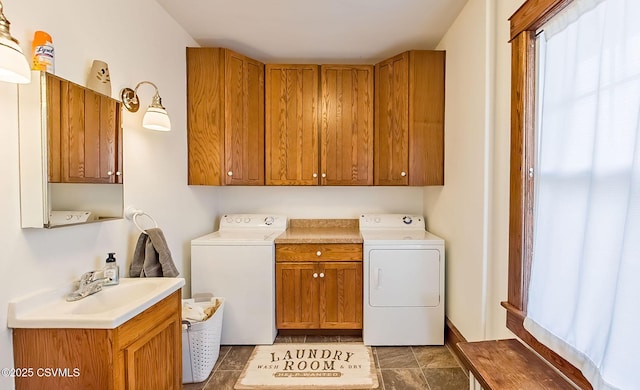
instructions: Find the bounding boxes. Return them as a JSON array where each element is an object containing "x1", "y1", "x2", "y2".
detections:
[
  {"x1": 402, "y1": 216, "x2": 413, "y2": 225},
  {"x1": 264, "y1": 216, "x2": 274, "y2": 226},
  {"x1": 244, "y1": 217, "x2": 250, "y2": 223},
  {"x1": 235, "y1": 217, "x2": 242, "y2": 223}
]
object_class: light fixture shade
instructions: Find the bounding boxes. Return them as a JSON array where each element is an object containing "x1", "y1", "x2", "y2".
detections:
[
  {"x1": 0, "y1": 36, "x2": 31, "y2": 84},
  {"x1": 142, "y1": 106, "x2": 171, "y2": 131}
]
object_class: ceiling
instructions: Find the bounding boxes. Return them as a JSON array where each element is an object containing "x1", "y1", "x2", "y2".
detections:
[{"x1": 156, "y1": 0, "x2": 468, "y2": 64}]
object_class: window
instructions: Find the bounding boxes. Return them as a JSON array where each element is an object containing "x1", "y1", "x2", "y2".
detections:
[{"x1": 506, "y1": 0, "x2": 640, "y2": 389}]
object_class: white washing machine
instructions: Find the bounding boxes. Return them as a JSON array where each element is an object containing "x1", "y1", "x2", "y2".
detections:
[
  {"x1": 360, "y1": 214, "x2": 445, "y2": 346},
  {"x1": 191, "y1": 214, "x2": 287, "y2": 345}
]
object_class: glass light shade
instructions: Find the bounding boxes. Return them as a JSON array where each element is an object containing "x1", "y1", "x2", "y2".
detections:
[
  {"x1": 142, "y1": 106, "x2": 171, "y2": 131},
  {"x1": 0, "y1": 36, "x2": 31, "y2": 84}
]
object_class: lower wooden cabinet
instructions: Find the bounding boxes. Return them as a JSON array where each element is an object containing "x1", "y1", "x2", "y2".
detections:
[
  {"x1": 12, "y1": 290, "x2": 182, "y2": 390},
  {"x1": 275, "y1": 244, "x2": 362, "y2": 330}
]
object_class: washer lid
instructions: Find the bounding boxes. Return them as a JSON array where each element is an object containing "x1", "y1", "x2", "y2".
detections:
[
  {"x1": 360, "y1": 229, "x2": 444, "y2": 245},
  {"x1": 191, "y1": 230, "x2": 281, "y2": 246}
]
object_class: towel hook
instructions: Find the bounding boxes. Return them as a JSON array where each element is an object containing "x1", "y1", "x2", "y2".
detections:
[{"x1": 124, "y1": 206, "x2": 158, "y2": 234}]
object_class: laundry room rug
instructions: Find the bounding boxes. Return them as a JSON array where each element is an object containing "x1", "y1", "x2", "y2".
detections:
[{"x1": 234, "y1": 343, "x2": 378, "y2": 389}]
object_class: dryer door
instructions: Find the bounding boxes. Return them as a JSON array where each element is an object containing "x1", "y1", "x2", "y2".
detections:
[{"x1": 369, "y1": 249, "x2": 440, "y2": 307}]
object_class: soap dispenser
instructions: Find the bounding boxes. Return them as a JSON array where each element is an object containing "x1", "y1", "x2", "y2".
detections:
[{"x1": 103, "y1": 252, "x2": 119, "y2": 286}]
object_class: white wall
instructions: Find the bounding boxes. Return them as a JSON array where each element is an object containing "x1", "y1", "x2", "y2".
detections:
[
  {"x1": 424, "y1": 0, "x2": 525, "y2": 341},
  {"x1": 0, "y1": 1, "x2": 218, "y2": 387},
  {"x1": 219, "y1": 187, "x2": 424, "y2": 219}
]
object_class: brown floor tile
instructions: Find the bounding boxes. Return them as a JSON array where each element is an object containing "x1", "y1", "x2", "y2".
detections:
[
  {"x1": 218, "y1": 346, "x2": 255, "y2": 370},
  {"x1": 340, "y1": 335, "x2": 364, "y2": 343},
  {"x1": 413, "y1": 346, "x2": 461, "y2": 369},
  {"x1": 422, "y1": 367, "x2": 468, "y2": 390},
  {"x1": 274, "y1": 334, "x2": 307, "y2": 343},
  {"x1": 182, "y1": 381, "x2": 204, "y2": 390},
  {"x1": 215, "y1": 346, "x2": 232, "y2": 370},
  {"x1": 375, "y1": 346, "x2": 419, "y2": 369},
  {"x1": 202, "y1": 370, "x2": 242, "y2": 390},
  {"x1": 305, "y1": 334, "x2": 340, "y2": 343},
  {"x1": 376, "y1": 368, "x2": 385, "y2": 390},
  {"x1": 372, "y1": 347, "x2": 380, "y2": 368},
  {"x1": 380, "y1": 368, "x2": 428, "y2": 390}
]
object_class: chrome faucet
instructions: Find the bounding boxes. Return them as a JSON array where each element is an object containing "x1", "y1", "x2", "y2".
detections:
[{"x1": 65, "y1": 271, "x2": 112, "y2": 302}]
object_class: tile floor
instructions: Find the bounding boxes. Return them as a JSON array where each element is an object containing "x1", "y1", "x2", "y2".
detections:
[{"x1": 182, "y1": 335, "x2": 469, "y2": 390}]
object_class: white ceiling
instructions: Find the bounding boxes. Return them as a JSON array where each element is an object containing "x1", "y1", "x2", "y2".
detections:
[{"x1": 156, "y1": 0, "x2": 468, "y2": 64}]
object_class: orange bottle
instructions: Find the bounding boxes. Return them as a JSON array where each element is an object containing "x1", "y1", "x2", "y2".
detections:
[{"x1": 32, "y1": 31, "x2": 54, "y2": 73}]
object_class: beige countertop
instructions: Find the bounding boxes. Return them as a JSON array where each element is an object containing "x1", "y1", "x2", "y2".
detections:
[{"x1": 275, "y1": 219, "x2": 362, "y2": 244}]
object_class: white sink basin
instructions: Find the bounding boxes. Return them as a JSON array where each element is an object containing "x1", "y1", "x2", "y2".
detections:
[{"x1": 7, "y1": 277, "x2": 185, "y2": 329}]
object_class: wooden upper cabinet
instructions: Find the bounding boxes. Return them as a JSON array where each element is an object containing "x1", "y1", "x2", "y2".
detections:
[
  {"x1": 375, "y1": 50, "x2": 445, "y2": 186},
  {"x1": 47, "y1": 74, "x2": 121, "y2": 184},
  {"x1": 375, "y1": 53, "x2": 409, "y2": 185},
  {"x1": 187, "y1": 47, "x2": 265, "y2": 185},
  {"x1": 320, "y1": 65, "x2": 373, "y2": 185},
  {"x1": 265, "y1": 64, "x2": 319, "y2": 185}
]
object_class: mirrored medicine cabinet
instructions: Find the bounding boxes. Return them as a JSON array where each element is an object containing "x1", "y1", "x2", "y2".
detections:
[{"x1": 18, "y1": 71, "x2": 124, "y2": 228}]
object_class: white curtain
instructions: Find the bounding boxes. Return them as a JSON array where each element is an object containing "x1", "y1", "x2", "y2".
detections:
[{"x1": 524, "y1": 0, "x2": 640, "y2": 389}]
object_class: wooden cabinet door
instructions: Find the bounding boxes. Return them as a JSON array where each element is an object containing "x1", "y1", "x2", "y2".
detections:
[
  {"x1": 319, "y1": 262, "x2": 363, "y2": 329},
  {"x1": 187, "y1": 48, "x2": 225, "y2": 185},
  {"x1": 320, "y1": 65, "x2": 373, "y2": 185},
  {"x1": 47, "y1": 75, "x2": 62, "y2": 183},
  {"x1": 61, "y1": 82, "x2": 118, "y2": 183},
  {"x1": 118, "y1": 290, "x2": 182, "y2": 390},
  {"x1": 266, "y1": 64, "x2": 319, "y2": 185},
  {"x1": 225, "y1": 50, "x2": 265, "y2": 185},
  {"x1": 375, "y1": 52, "x2": 409, "y2": 185},
  {"x1": 122, "y1": 315, "x2": 181, "y2": 390},
  {"x1": 276, "y1": 262, "x2": 320, "y2": 328}
]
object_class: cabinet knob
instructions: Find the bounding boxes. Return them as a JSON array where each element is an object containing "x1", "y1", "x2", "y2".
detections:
[
  {"x1": 107, "y1": 170, "x2": 113, "y2": 176},
  {"x1": 115, "y1": 171, "x2": 121, "y2": 176},
  {"x1": 312, "y1": 173, "x2": 318, "y2": 178},
  {"x1": 313, "y1": 273, "x2": 318, "y2": 278},
  {"x1": 401, "y1": 171, "x2": 407, "y2": 177},
  {"x1": 316, "y1": 251, "x2": 322, "y2": 257},
  {"x1": 319, "y1": 272, "x2": 325, "y2": 278},
  {"x1": 227, "y1": 171, "x2": 233, "y2": 176},
  {"x1": 321, "y1": 173, "x2": 326, "y2": 178}
]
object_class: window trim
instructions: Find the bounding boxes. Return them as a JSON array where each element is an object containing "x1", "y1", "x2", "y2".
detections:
[{"x1": 504, "y1": 1, "x2": 592, "y2": 389}]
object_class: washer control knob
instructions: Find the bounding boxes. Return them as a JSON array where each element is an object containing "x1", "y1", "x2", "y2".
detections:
[
  {"x1": 316, "y1": 251, "x2": 322, "y2": 257},
  {"x1": 264, "y1": 216, "x2": 274, "y2": 226},
  {"x1": 244, "y1": 217, "x2": 250, "y2": 223},
  {"x1": 313, "y1": 273, "x2": 319, "y2": 278},
  {"x1": 402, "y1": 216, "x2": 413, "y2": 225},
  {"x1": 235, "y1": 217, "x2": 242, "y2": 223}
]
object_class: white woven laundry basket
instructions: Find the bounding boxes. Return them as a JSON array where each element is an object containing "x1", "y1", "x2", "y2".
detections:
[{"x1": 182, "y1": 297, "x2": 224, "y2": 384}]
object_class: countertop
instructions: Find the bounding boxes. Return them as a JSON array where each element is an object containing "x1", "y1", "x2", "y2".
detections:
[{"x1": 275, "y1": 219, "x2": 362, "y2": 244}]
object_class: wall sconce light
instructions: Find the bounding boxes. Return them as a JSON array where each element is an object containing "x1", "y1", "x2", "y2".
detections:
[
  {"x1": 120, "y1": 81, "x2": 171, "y2": 131},
  {"x1": 0, "y1": 1, "x2": 31, "y2": 84}
]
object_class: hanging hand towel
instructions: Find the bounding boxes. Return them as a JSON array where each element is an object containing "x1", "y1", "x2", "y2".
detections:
[{"x1": 130, "y1": 228, "x2": 179, "y2": 277}]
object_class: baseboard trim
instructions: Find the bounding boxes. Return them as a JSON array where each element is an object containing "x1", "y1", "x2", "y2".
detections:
[{"x1": 445, "y1": 316, "x2": 470, "y2": 371}]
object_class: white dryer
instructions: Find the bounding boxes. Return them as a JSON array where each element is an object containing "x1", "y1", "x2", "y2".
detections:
[
  {"x1": 360, "y1": 214, "x2": 445, "y2": 346},
  {"x1": 191, "y1": 214, "x2": 287, "y2": 345}
]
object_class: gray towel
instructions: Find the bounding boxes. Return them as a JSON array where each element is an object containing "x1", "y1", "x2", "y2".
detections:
[{"x1": 130, "y1": 228, "x2": 179, "y2": 277}]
